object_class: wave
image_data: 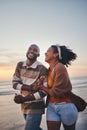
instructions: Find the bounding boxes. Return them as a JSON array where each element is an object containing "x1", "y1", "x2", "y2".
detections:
[
  {"x1": 0, "y1": 76, "x2": 87, "y2": 96},
  {"x1": 0, "y1": 89, "x2": 20, "y2": 96},
  {"x1": 0, "y1": 81, "x2": 12, "y2": 86},
  {"x1": 0, "y1": 90, "x2": 15, "y2": 96}
]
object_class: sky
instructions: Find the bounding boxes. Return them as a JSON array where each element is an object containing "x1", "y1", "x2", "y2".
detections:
[{"x1": 0, "y1": 0, "x2": 87, "y2": 81}]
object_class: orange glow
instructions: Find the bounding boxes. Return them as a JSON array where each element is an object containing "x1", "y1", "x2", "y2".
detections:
[
  {"x1": 0, "y1": 64, "x2": 87, "y2": 81},
  {"x1": 67, "y1": 66, "x2": 87, "y2": 77},
  {"x1": 0, "y1": 65, "x2": 15, "y2": 81}
]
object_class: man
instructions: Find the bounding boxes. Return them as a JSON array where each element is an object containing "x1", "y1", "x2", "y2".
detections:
[{"x1": 12, "y1": 44, "x2": 47, "y2": 130}]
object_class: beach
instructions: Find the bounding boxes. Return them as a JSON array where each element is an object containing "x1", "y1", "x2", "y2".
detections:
[{"x1": 0, "y1": 76, "x2": 87, "y2": 130}]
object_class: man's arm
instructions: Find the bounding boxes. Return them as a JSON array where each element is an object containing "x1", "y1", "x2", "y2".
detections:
[
  {"x1": 12, "y1": 62, "x2": 33, "y2": 91},
  {"x1": 14, "y1": 65, "x2": 48, "y2": 104},
  {"x1": 14, "y1": 75, "x2": 48, "y2": 104},
  {"x1": 14, "y1": 90, "x2": 47, "y2": 104}
]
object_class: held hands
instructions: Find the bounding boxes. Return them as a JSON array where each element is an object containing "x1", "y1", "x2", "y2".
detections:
[
  {"x1": 14, "y1": 94, "x2": 25, "y2": 104},
  {"x1": 21, "y1": 84, "x2": 33, "y2": 91},
  {"x1": 32, "y1": 76, "x2": 45, "y2": 91},
  {"x1": 21, "y1": 76, "x2": 46, "y2": 92},
  {"x1": 14, "y1": 93, "x2": 35, "y2": 104}
]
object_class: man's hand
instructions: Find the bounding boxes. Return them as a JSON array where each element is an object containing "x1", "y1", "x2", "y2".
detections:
[
  {"x1": 14, "y1": 93, "x2": 35, "y2": 104},
  {"x1": 21, "y1": 84, "x2": 33, "y2": 91},
  {"x1": 14, "y1": 94, "x2": 25, "y2": 104}
]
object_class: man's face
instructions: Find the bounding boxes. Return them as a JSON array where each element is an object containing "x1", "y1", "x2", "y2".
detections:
[{"x1": 26, "y1": 45, "x2": 39, "y2": 61}]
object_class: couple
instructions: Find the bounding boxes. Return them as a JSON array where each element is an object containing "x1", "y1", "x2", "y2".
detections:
[{"x1": 12, "y1": 44, "x2": 78, "y2": 130}]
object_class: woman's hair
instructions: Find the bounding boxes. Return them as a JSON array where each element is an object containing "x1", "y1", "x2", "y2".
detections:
[{"x1": 51, "y1": 45, "x2": 77, "y2": 67}]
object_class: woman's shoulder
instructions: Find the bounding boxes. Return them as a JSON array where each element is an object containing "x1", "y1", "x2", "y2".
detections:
[
  {"x1": 56, "y1": 62, "x2": 65, "y2": 69},
  {"x1": 55, "y1": 62, "x2": 66, "y2": 72}
]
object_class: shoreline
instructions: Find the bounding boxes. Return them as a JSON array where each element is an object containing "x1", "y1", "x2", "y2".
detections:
[{"x1": 0, "y1": 94, "x2": 87, "y2": 130}]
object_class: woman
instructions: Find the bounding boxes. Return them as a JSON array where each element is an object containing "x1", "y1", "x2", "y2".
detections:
[{"x1": 39, "y1": 45, "x2": 78, "y2": 130}]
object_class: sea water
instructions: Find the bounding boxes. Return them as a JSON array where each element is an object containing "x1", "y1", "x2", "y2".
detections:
[
  {"x1": 0, "y1": 76, "x2": 87, "y2": 130},
  {"x1": 0, "y1": 76, "x2": 87, "y2": 100}
]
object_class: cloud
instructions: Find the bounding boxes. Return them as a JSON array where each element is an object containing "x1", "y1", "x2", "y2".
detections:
[{"x1": 0, "y1": 48, "x2": 25, "y2": 66}]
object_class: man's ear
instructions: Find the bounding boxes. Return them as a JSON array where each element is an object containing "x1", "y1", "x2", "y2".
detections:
[
  {"x1": 26, "y1": 52, "x2": 28, "y2": 58},
  {"x1": 37, "y1": 54, "x2": 40, "y2": 57}
]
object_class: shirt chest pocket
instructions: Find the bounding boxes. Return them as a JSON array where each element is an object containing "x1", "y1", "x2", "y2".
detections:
[{"x1": 20, "y1": 69, "x2": 40, "y2": 85}]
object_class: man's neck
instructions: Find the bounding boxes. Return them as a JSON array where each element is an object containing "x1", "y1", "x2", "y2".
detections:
[{"x1": 26, "y1": 59, "x2": 36, "y2": 66}]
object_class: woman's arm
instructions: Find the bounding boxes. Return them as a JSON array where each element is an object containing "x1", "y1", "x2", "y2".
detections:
[{"x1": 40, "y1": 85, "x2": 51, "y2": 95}]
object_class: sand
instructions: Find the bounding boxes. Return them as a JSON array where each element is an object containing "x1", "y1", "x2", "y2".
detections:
[{"x1": 0, "y1": 94, "x2": 87, "y2": 130}]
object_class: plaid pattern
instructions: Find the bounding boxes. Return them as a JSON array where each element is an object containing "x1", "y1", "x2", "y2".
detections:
[{"x1": 12, "y1": 61, "x2": 48, "y2": 114}]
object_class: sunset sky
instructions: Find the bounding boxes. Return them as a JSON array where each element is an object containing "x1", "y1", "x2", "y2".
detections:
[{"x1": 0, "y1": 0, "x2": 87, "y2": 81}]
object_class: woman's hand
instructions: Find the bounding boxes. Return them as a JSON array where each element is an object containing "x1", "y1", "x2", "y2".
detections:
[
  {"x1": 32, "y1": 76, "x2": 45, "y2": 91},
  {"x1": 40, "y1": 85, "x2": 50, "y2": 95}
]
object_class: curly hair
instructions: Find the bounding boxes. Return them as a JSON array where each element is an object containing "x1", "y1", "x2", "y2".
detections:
[{"x1": 51, "y1": 45, "x2": 77, "y2": 67}]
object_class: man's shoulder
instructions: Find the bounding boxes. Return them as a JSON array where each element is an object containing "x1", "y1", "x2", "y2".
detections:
[
  {"x1": 17, "y1": 61, "x2": 25, "y2": 68},
  {"x1": 36, "y1": 61, "x2": 48, "y2": 72},
  {"x1": 36, "y1": 61, "x2": 43, "y2": 66},
  {"x1": 37, "y1": 61, "x2": 47, "y2": 68}
]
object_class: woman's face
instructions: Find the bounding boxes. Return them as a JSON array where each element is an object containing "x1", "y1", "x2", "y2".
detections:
[{"x1": 45, "y1": 47, "x2": 57, "y2": 63}]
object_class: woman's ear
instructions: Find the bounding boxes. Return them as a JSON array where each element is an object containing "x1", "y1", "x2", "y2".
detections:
[{"x1": 54, "y1": 53, "x2": 59, "y2": 58}]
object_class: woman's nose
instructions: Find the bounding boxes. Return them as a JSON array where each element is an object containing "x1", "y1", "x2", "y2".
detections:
[{"x1": 45, "y1": 52, "x2": 47, "y2": 55}]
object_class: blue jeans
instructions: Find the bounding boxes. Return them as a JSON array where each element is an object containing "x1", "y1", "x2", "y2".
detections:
[
  {"x1": 24, "y1": 114, "x2": 43, "y2": 130},
  {"x1": 47, "y1": 102, "x2": 78, "y2": 125}
]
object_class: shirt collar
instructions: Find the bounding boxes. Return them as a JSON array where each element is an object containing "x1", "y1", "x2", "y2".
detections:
[{"x1": 23, "y1": 60, "x2": 42, "y2": 69}]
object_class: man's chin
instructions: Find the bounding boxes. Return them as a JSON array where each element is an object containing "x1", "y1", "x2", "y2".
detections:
[{"x1": 28, "y1": 57, "x2": 37, "y2": 62}]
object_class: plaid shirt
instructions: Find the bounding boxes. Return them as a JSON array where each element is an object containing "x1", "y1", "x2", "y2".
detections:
[{"x1": 12, "y1": 60, "x2": 48, "y2": 114}]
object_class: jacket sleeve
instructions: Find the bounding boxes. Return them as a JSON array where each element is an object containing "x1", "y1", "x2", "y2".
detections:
[
  {"x1": 49, "y1": 64, "x2": 72, "y2": 98},
  {"x1": 33, "y1": 66, "x2": 48, "y2": 99}
]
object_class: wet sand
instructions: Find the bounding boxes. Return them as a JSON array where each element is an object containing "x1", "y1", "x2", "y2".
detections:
[{"x1": 0, "y1": 94, "x2": 87, "y2": 130}]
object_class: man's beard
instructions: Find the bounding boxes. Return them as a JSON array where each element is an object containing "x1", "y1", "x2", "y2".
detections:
[
  {"x1": 26, "y1": 53, "x2": 37, "y2": 62},
  {"x1": 28, "y1": 57, "x2": 37, "y2": 62}
]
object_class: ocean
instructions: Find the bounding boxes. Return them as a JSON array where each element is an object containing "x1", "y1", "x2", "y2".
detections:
[
  {"x1": 0, "y1": 76, "x2": 87, "y2": 130},
  {"x1": 0, "y1": 76, "x2": 87, "y2": 101}
]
